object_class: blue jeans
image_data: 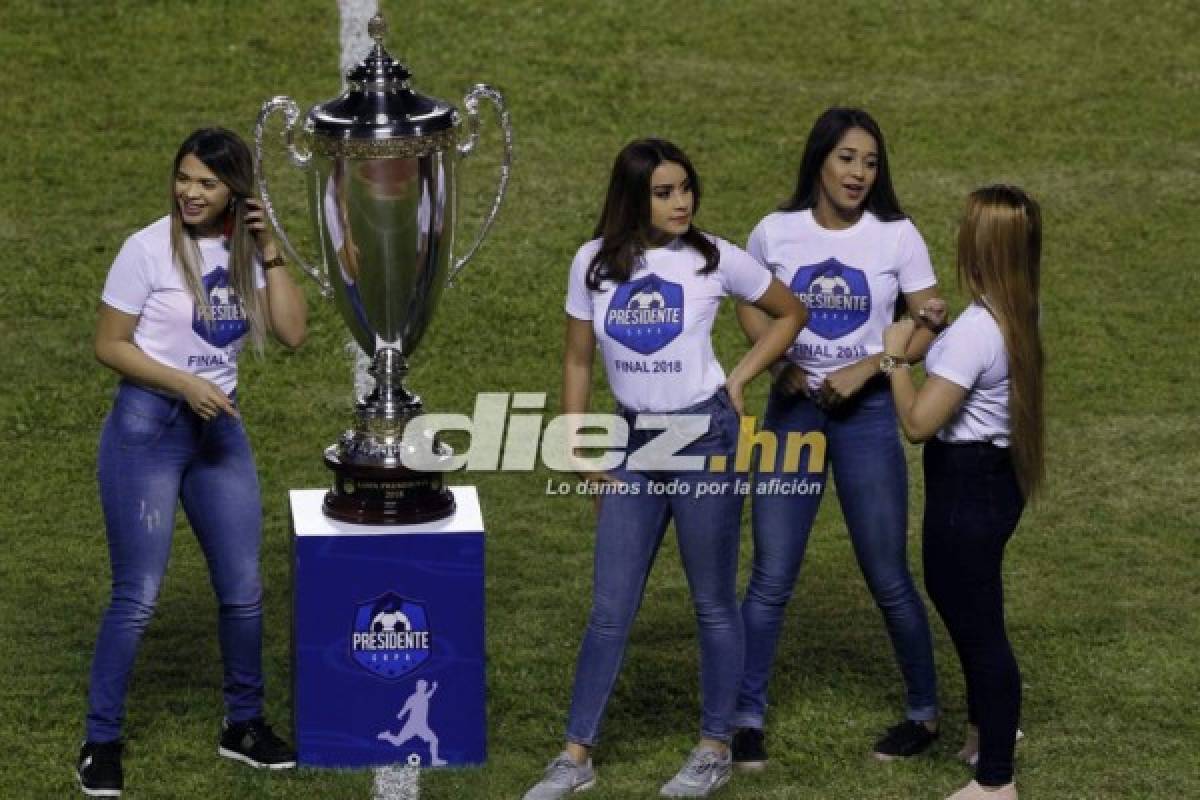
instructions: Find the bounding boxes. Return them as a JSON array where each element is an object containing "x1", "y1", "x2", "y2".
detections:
[
  {"x1": 86, "y1": 382, "x2": 265, "y2": 743},
  {"x1": 735, "y1": 381, "x2": 938, "y2": 729},
  {"x1": 565, "y1": 391, "x2": 745, "y2": 745}
]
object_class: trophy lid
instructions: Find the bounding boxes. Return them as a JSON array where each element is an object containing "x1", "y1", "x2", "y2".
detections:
[{"x1": 309, "y1": 13, "x2": 458, "y2": 141}]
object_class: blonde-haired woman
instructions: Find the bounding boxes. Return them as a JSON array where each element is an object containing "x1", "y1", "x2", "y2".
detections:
[
  {"x1": 882, "y1": 185, "x2": 1044, "y2": 800},
  {"x1": 79, "y1": 127, "x2": 307, "y2": 797}
]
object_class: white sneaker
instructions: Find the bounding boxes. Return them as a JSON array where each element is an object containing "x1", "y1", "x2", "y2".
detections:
[
  {"x1": 522, "y1": 752, "x2": 596, "y2": 800},
  {"x1": 659, "y1": 747, "x2": 731, "y2": 797},
  {"x1": 945, "y1": 779, "x2": 1017, "y2": 800}
]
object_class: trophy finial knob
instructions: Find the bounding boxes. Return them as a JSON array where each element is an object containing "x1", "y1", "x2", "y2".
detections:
[
  {"x1": 344, "y1": 10, "x2": 411, "y2": 88},
  {"x1": 368, "y1": 13, "x2": 387, "y2": 45}
]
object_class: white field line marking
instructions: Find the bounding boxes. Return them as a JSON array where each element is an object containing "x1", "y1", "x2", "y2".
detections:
[{"x1": 339, "y1": 0, "x2": 379, "y2": 403}]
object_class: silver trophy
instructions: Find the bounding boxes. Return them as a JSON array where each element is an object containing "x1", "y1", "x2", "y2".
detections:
[{"x1": 255, "y1": 13, "x2": 512, "y2": 524}]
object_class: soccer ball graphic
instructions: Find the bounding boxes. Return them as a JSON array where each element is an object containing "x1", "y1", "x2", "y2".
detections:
[
  {"x1": 808, "y1": 274, "x2": 851, "y2": 296},
  {"x1": 627, "y1": 289, "x2": 666, "y2": 310},
  {"x1": 371, "y1": 609, "x2": 413, "y2": 633},
  {"x1": 209, "y1": 285, "x2": 234, "y2": 307}
]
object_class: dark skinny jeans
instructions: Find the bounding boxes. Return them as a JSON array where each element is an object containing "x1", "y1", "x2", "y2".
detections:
[{"x1": 922, "y1": 437, "x2": 1025, "y2": 787}]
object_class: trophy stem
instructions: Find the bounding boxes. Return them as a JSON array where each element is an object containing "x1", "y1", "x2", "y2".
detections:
[
  {"x1": 323, "y1": 346, "x2": 456, "y2": 524},
  {"x1": 362, "y1": 347, "x2": 421, "y2": 421}
]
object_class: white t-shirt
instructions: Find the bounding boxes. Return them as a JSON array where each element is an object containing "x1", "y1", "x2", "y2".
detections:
[
  {"x1": 101, "y1": 216, "x2": 265, "y2": 395},
  {"x1": 565, "y1": 235, "x2": 772, "y2": 412},
  {"x1": 747, "y1": 209, "x2": 936, "y2": 388},
  {"x1": 925, "y1": 302, "x2": 1011, "y2": 446}
]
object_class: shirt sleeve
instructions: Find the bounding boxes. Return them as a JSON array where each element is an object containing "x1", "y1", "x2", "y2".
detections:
[
  {"x1": 101, "y1": 235, "x2": 154, "y2": 315},
  {"x1": 927, "y1": 319, "x2": 990, "y2": 390},
  {"x1": 718, "y1": 240, "x2": 773, "y2": 303},
  {"x1": 564, "y1": 243, "x2": 594, "y2": 321},
  {"x1": 744, "y1": 220, "x2": 772, "y2": 273},
  {"x1": 896, "y1": 220, "x2": 937, "y2": 294}
]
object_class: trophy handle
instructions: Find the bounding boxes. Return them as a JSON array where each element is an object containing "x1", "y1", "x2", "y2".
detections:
[
  {"x1": 253, "y1": 96, "x2": 332, "y2": 297},
  {"x1": 449, "y1": 84, "x2": 513, "y2": 285}
]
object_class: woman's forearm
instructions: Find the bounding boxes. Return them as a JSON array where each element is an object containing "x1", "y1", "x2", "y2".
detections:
[
  {"x1": 729, "y1": 312, "x2": 802, "y2": 388},
  {"x1": 263, "y1": 267, "x2": 308, "y2": 348},
  {"x1": 729, "y1": 282, "x2": 807, "y2": 388},
  {"x1": 735, "y1": 302, "x2": 772, "y2": 346},
  {"x1": 887, "y1": 367, "x2": 923, "y2": 442},
  {"x1": 904, "y1": 325, "x2": 936, "y2": 364}
]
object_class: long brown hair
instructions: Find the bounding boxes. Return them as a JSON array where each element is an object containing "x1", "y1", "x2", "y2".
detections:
[
  {"x1": 169, "y1": 128, "x2": 266, "y2": 349},
  {"x1": 957, "y1": 185, "x2": 1045, "y2": 498},
  {"x1": 586, "y1": 138, "x2": 718, "y2": 290}
]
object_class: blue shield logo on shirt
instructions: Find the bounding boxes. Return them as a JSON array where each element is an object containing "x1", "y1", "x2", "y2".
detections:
[
  {"x1": 350, "y1": 592, "x2": 433, "y2": 680},
  {"x1": 604, "y1": 274, "x2": 685, "y2": 355},
  {"x1": 790, "y1": 259, "x2": 871, "y2": 340},
  {"x1": 192, "y1": 267, "x2": 249, "y2": 348}
]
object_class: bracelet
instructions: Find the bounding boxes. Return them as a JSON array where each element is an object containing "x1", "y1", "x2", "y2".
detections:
[
  {"x1": 263, "y1": 255, "x2": 286, "y2": 271},
  {"x1": 879, "y1": 353, "x2": 909, "y2": 376}
]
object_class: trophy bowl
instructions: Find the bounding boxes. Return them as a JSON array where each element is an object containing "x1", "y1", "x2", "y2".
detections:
[{"x1": 254, "y1": 12, "x2": 512, "y2": 524}]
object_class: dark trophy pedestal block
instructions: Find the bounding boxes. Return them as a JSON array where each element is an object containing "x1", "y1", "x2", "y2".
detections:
[{"x1": 323, "y1": 449, "x2": 456, "y2": 525}]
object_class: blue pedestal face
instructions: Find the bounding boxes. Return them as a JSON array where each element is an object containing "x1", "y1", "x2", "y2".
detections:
[{"x1": 290, "y1": 488, "x2": 486, "y2": 768}]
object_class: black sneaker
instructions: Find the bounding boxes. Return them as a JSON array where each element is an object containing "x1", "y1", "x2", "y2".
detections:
[
  {"x1": 872, "y1": 719, "x2": 938, "y2": 761},
  {"x1": 218, "y1": 718, "x2": 297, "y2": 769},
  {"x1": 76, "y1": 740, "x2": 123, "y2": 797},
  {"x1": 731, "y1": 727, "x2": 768, "y2": 771}
]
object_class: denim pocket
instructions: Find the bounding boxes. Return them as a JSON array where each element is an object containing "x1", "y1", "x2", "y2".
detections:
[
  {"x1": 111, "y1": 387, "x2": 177, "y2": 449},
  {"x1": 688, "y1": 403, "x2": 738, "y2": 457}
]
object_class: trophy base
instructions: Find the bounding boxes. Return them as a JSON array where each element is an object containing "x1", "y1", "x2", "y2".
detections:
[{"x1": 322, "y1": 449, "x2": 456, "y2": 525}]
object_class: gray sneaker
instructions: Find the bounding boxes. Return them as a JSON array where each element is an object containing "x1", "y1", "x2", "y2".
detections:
[
  {"x1": 659, "y1": 747, "x2": 732, "y2": 797},
  {"x1": 522, "y1": 752, "x2": 596, "y2": 800}
]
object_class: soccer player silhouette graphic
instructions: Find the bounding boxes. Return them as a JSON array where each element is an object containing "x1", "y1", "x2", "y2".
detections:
[{"x1": 376, "y1": 680, "x2": 447, "y2": 766}]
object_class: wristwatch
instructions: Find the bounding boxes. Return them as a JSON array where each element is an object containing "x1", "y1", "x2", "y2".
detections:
[
  {"x1": 263, "y1": 254, "x2": 287, "y2": 271},
  {"x1": 879, "y1": 353, "x2": 909, "y2": 376}
]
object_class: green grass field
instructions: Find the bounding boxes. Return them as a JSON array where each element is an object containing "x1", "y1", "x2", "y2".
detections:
[{"x1": 1, "y1": 1, "x2": 1197, "y2": 797}]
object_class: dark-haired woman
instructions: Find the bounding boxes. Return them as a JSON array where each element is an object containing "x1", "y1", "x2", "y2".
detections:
[
  {"x1": 523, "y1": 139, "x2": 805, "y2": 800},
  {"x1": 78, "y1": 128, "x2": 306, "y2": 797},
  {"x1": 732, "y1": 107, "x2": 945, "y2": 767},
  {"x1": 883, "y1": 186, "x2": 1044, "y2": 800}
]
